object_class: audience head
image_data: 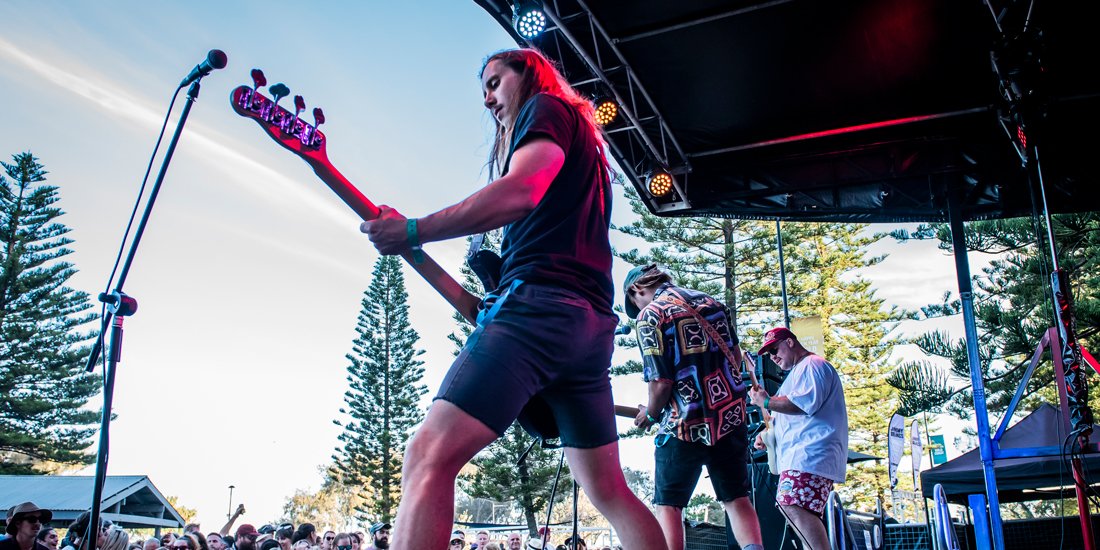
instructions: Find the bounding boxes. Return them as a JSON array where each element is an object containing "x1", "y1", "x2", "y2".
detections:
[
  {"x1": 7, "y1": 502, "x2": 51, "y2": 540},
  {"x1": 330, "y1": 534, "x2": 350, "y2": 550},
  {"x1": 143, "y1": 538, "x2": 160, "y2": 550},
  {"x1": 368, "y1": 523, "x2": 390, "y2": 550},
  {"x1": 235, "y1": 525, "x2": 260, "y2": 550},
  {"x1": 37, "y1": 526, "x2": 60, "y2": 550},
  {"x1": 506, "y1": 533, "x2": 522, "y2": 550},
  {"x1": 101, "y1": 526, "x2": 130, "y2": 550},
  {"x1": 449, "y1": 530, "x2": 465, "y2": 550},
  {"x1": 206, "y1": 534, "x2": 226, "y2": 550}
]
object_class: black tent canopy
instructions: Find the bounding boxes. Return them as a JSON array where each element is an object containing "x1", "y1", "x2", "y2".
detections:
[
  {"x1": 920, "y1": 404, "x2": 1099, "y2": 505},
  {"x1": 474, "y1": 0, "x2": 1100, "y2": 223}
]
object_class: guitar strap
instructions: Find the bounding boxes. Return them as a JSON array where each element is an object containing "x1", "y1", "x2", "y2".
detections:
[
  {"x1": 662, "y1": 287, "x2": 743, "y2": 373},
  {"x1": 467, "y1": 232, "x2": 487, "y2": 258}
]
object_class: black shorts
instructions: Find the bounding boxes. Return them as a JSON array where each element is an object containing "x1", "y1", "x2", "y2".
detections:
[
  {"x1": 653, "y1": 433, "x2": 751, "y2": 507},
  {"x1": 435, "y1": 282, "x2": 619, "y2": 448}
]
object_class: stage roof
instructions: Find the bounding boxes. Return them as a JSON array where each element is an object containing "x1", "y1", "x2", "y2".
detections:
[{"x1": 474, "y1": 0, "x2": 1100, "y2": 223}]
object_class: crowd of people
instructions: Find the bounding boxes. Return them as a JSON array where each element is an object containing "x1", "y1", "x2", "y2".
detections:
[{"x1": 3, "y1": 502, "x2": 625, "y2": 550}]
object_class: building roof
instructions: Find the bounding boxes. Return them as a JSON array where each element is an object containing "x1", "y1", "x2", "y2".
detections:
[{"x1": 0, "y1": 475, "x2": 185, "y2": 529}]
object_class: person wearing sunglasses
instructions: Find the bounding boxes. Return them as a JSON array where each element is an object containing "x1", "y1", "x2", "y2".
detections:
[
  {"x1": 329, "y1": 534, "x2": 351, "y2": 550},
  {"x1": 2, "y1": 502, "x2": 53, "y2": 550},
  {"x1": 748, "y1": 326, "x2": 848, "y2": 550}
]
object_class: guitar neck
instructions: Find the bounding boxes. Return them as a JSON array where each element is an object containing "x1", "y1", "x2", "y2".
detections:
[
  {"x1": 614, "y1": 404, "x2": 640, "y2": 419},
  {"x1": 309, "y1": 160, "x2": 479, "y2": 324}
]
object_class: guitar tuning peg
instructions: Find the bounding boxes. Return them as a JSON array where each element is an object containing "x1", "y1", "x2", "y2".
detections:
[
  {"x1": 269, "y1": 83, "x2": 290, "y2": 105},
  {"x1": 308, "y1": 107, "x2": 326, "y2": 147},
  {"x1": 294, "y1": 95, "x2": 306, "y2": 117},
  {"x1": 250, "y1": 69, "x2": 267, "y2": 90}
]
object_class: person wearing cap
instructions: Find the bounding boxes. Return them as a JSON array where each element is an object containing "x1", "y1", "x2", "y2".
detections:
[
  {"x1": 447, "y1": 531, "x2": 464, "y2": 550},
  {"x1": 233, "y1": 525, "x2": 259, "y2": 550},
  {"x1": 2, "y1": 502, "x2": 53, "y2": 550},
  {"x1": 748, "y1": 326, "x2": 848, "y2": 550},
  {"x1": 623, "y1": 264, "x2": 763, "y2": 550},
  {"x1": 364, "y1": 523, "x2": 389, "y2": 550}
]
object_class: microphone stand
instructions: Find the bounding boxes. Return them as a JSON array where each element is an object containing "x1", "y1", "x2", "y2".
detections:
[{"x1": 85, "y1": 80, "x2": 203, "y2": 545}]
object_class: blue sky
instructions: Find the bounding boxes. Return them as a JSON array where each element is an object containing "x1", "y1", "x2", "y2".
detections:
[{"x1": 1, "y1": 0, "x2": 978, "y2": 530}]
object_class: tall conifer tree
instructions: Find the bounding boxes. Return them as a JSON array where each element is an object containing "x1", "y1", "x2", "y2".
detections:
[
  {"x1": 332, "y1": 255, "x2": 426, "y2": 523},
  {"x1": 0, "y1": 152, "x2": 100, "y2": 473}
]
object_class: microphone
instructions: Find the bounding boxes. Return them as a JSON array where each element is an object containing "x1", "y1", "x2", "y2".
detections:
[
  {"x1": 179, "y1": 49, "x2": 228, "y2": 88},
  {"x1": 614, "y1": 323, "x2": 632, "y2": 336}
]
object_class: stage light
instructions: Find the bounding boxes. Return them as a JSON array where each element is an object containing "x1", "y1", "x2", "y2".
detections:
[
  {"x1": 512, "y1": 1, "x2": 546, "y2": 39},
  {"x1": 594, "y1": 97, "x2": 618, "y2": 126},
  {"x1": 647, "y1": 170, "x2": 674, "y2": 198}
]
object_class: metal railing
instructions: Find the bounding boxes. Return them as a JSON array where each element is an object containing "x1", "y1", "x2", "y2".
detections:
[{"x1": 932, "y1": 484, "x2": 962, "y2": 550}]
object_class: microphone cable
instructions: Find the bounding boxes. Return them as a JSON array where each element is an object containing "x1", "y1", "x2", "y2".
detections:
[{"x1": 89, "y1": 85, "x2": 184, "y2": 378}]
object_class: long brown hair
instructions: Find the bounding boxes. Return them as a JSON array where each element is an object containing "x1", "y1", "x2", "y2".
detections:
[{"x1": 479, "y1": 48, "x2": 610, "y2": 180}]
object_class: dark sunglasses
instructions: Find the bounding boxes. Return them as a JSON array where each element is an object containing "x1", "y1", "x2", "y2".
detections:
[
  {"x1": 337, "y1": 546, "x2": 352, "y2": 550},
  {"x1": 324, "y1": 537, "x2": 335, "y2": 542},
  {"x1": 22, "y1": 515, "x2": 44, "y2": 523}
]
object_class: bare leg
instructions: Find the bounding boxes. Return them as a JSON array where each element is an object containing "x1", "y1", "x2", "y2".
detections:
[
  {"x1": 565, "y1": 443, "x2": 668, "y2": 550},
  {"x1": 390, "y1": 400, "x2": 498, "y2": 549},
  {"x1": 721, "y1": 497, "x2": 762, "y2": 547},
  {"x1": 653, "y1": 505, "x2": 684, "y2": 550},
  {"x1": 780, "y1": 505, "x2": 829, "y2": 550}
]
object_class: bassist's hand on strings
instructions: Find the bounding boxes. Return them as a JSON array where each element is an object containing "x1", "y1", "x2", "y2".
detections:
[{"x1": 361, "y1": 205, "x2": 409, "y2": 255}]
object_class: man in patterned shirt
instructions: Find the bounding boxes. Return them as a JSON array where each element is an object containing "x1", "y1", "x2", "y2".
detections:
[{"x1": 624, "y1": 264, "x2": 763, "y2": 550}]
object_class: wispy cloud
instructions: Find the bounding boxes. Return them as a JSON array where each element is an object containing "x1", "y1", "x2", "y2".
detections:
[{"x1": 0, "y1": 36, "x2": 359, "y2": 230}]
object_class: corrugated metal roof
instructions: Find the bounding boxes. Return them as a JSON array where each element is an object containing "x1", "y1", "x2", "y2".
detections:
[
  {"x1": 0, "y1": 476, "x2": 147, "y2": 512},
  {"x1": 0, "y1": 476, "x2": 184, "y2": 528}
]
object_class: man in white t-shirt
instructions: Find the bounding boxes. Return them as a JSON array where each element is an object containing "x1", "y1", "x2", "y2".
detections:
[{"x1": 748, "y1": 327, "x2": 848, "y2": 550}]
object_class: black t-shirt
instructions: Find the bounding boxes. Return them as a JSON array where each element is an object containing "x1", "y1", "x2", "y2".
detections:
[
  {"x1": 0, "y1": 538, "x2": 51, "y2": 550},
  {"x1": 498, "y1": 93, "x2": 613, "y2": 312}
]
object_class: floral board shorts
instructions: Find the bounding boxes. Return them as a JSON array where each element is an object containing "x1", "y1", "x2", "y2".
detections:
[{"x1": 776, "y1": 469, "x2": 834, "y2": 515}]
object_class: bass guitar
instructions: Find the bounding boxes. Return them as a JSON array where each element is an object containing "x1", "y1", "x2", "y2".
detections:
[
  {"x1": 229, "y1": 70, "x2": 480, "y2": 323},
  {"x1": 231, "y1": 70, "x2": 635, "y2": 441}
]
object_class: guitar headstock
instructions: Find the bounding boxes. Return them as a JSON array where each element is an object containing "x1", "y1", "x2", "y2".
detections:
[{"x1": 230, "y1": 69, "x2": 328, "y2": 166}]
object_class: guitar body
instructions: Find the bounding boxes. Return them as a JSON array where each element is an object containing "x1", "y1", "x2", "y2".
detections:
[{"x1": 467, "y1": 249, "x2": 503, "y2": 293}]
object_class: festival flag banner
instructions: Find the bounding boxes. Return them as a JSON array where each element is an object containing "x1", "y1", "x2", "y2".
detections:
[
  {"x1": 911, "y1": 420, "x2": 923, "y2": 486},
  {"x1": 790, "y1": 316, "x2": 824, "y2": 354},
  {"x1": 888, "y1": 413, "x2": 905, "y2": 489},
  {"x1": 929, "y1": 434, "x2": 948, "y2": 465}
]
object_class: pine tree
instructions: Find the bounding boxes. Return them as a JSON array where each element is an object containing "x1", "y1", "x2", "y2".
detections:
[
  {"x1": 332, "y1": 255, "x2": 426, "y2": 523},
  {"x1": 615, "y1": 185, "x2": 907, "y2": 509},
  {"x1": 887, "y1": 214, "x2": 1100, "y2": 424},
  {"x1": 0, "y1": 152, "x2": 100, "y2": 474},
  {"x1": 449, "y1": 233, "x2": 573, "y2": 536}
]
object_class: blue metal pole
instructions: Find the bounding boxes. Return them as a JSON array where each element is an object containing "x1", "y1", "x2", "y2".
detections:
[{"x1": 947, "y1": 197, "x2": 1005, "y2": 550}]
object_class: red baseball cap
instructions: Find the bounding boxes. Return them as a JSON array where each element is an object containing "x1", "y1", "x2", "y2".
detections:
[
  {"x1": 236, "y1": 525, "x2": 260, "y2": 539},
  {"x1": 757, "y1": 327, "x2": 796, "y2": 355}
]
